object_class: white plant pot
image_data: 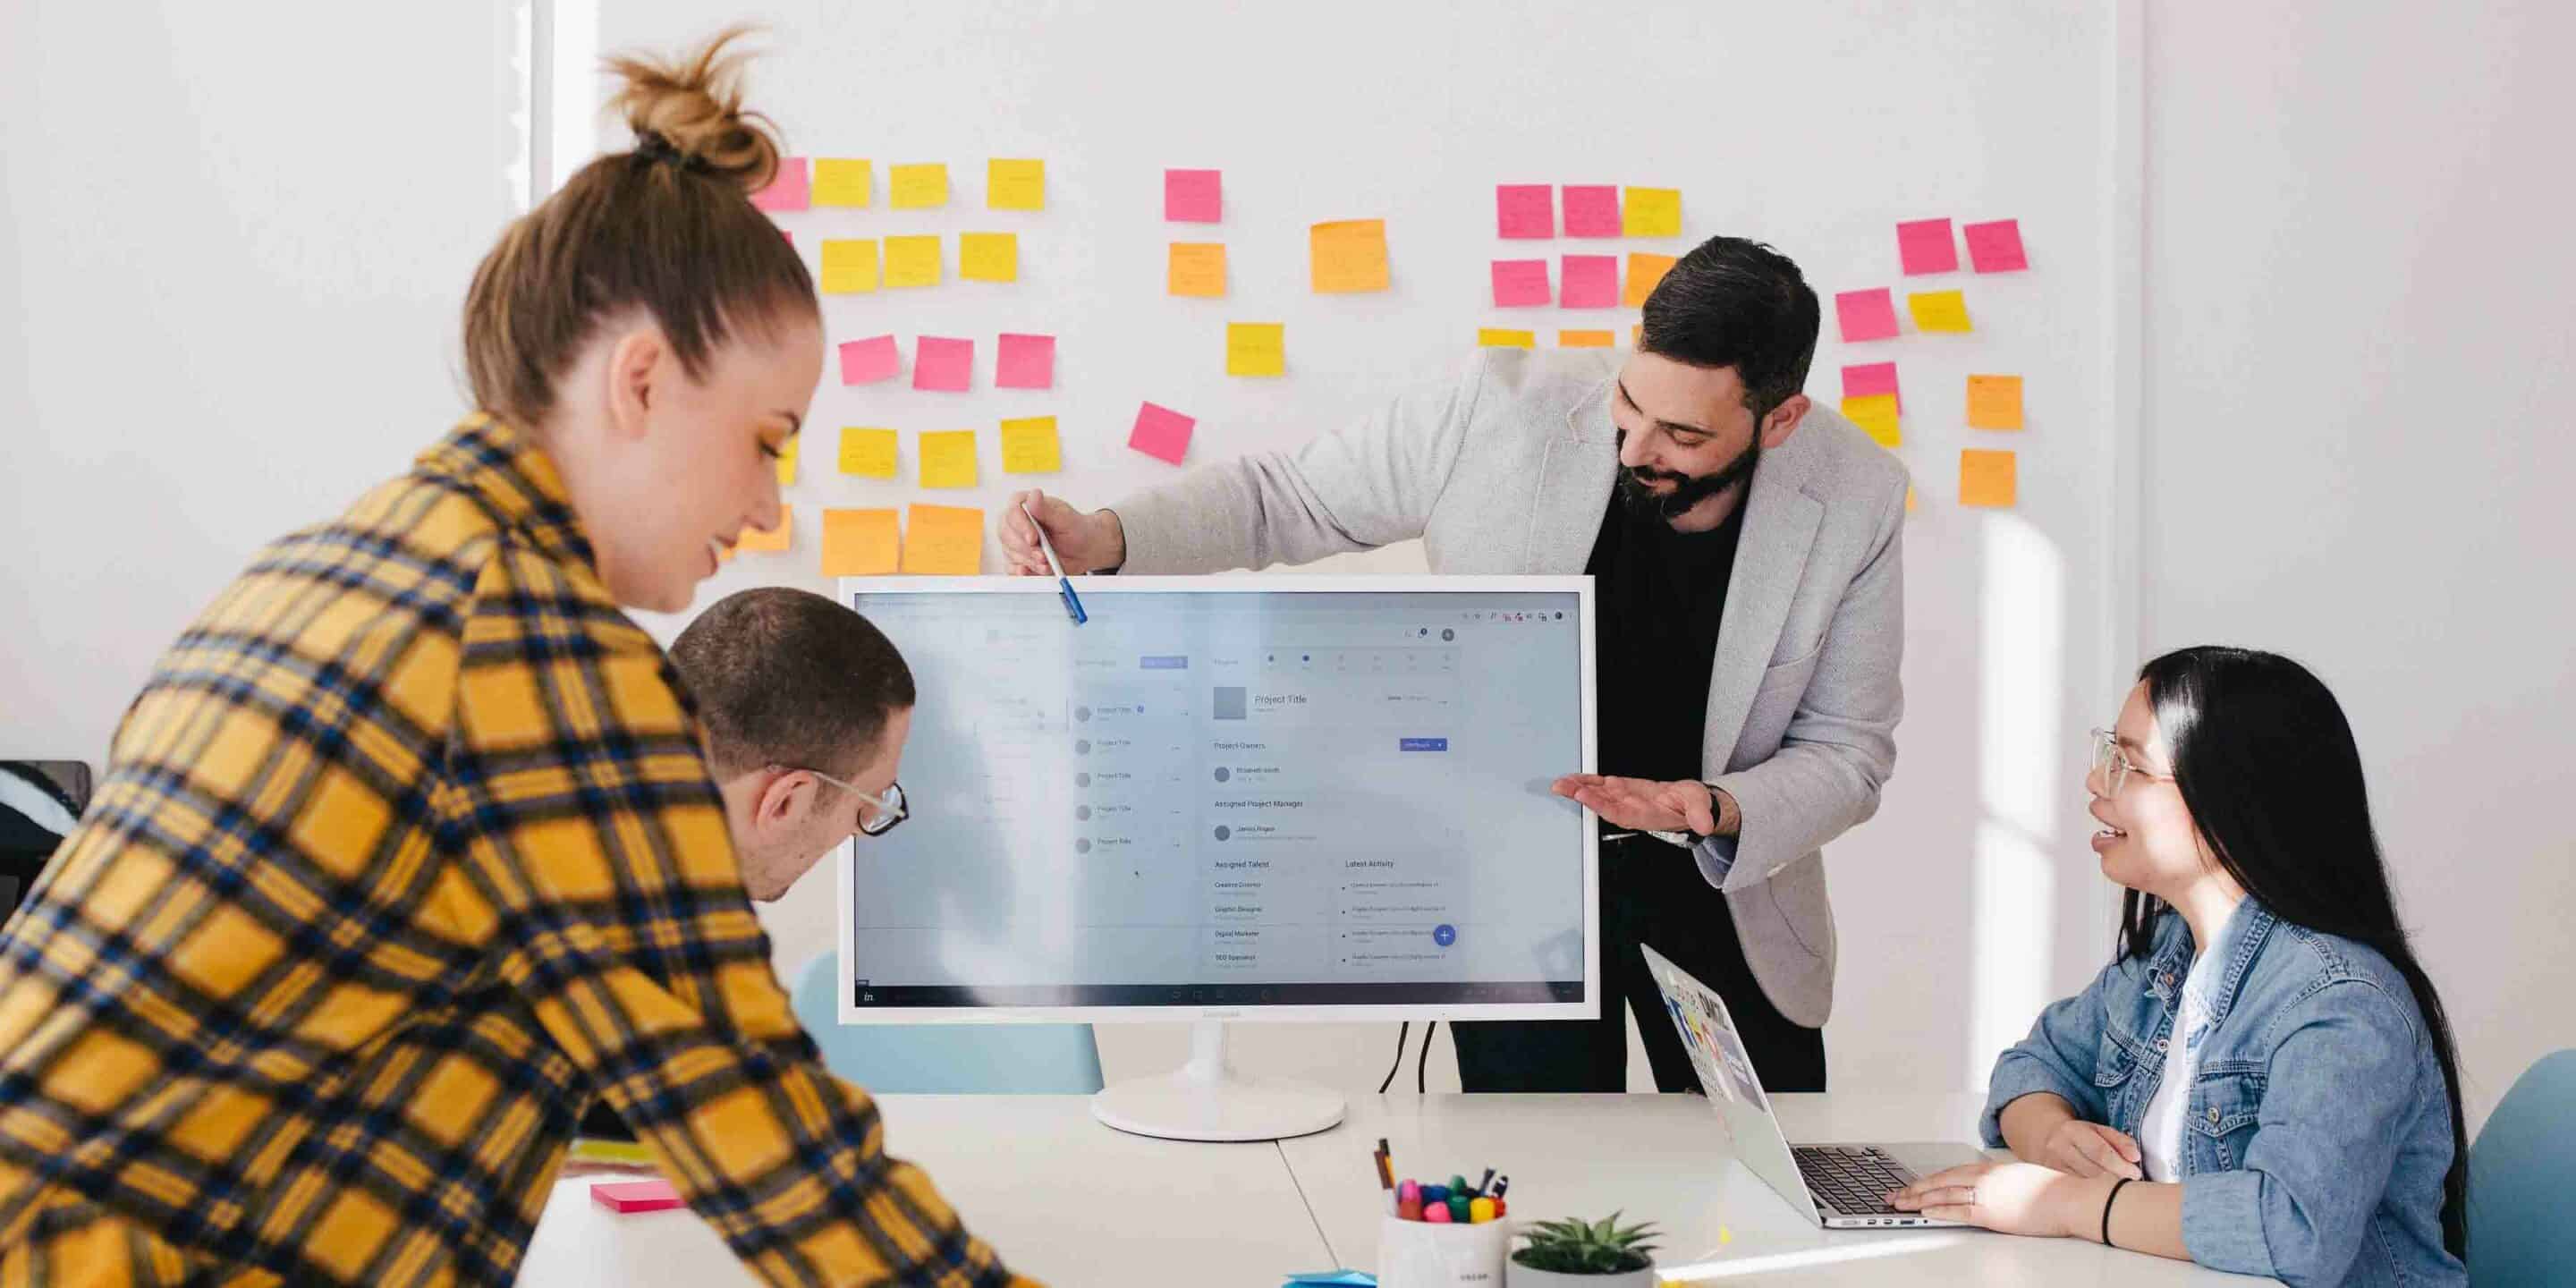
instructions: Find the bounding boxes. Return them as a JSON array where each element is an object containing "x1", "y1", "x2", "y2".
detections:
[{"x1": 1504, "y1": 1260, "x2": 1657, "y2": 1288}]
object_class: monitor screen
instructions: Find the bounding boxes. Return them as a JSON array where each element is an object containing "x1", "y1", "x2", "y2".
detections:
[{"x1": 835, "y1": 576, "x2": 1597, "y2": 1022}]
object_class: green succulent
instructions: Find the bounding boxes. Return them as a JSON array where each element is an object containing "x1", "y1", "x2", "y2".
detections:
[{"x1": 1510, "y1": 1211, "x2": 1661, "y2": 1275}]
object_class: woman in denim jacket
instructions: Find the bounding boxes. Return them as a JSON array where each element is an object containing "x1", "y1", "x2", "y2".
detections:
[{"x1": 1892, "y1": 647, "x2": 2467, "y2": 1287}]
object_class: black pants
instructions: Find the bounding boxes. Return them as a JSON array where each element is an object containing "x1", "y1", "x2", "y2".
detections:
[{"x1": 1453, "y1": 838, "x2": 1826, "y2": 1093}]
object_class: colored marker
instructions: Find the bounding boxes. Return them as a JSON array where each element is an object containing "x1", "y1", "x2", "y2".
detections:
[
  {"x1": 1470, "y1": 1197, "x2": 1496, "y2": 1224},
  {"x1": 1425, "y1": 1202, "x2": 1454, "y2": 1224}
]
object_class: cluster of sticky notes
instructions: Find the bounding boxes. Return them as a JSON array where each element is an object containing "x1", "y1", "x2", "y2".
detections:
[
  {"x1": 1496, "y1": 184, "x2": 1678, "y2": 239},
  {"x1": 1311, "y1": 219, "x2": 1391, "y2": 293},
  {"x1": 1130, "y1": 401, "x2": 1195, "y2": 464},
  {"x1": 822, "y1": 504, "x2": 991, "y2": 576},
  {"x1": 758, "y1": 156, "x2": 1053, "y2": 215},
  {"x1": 1226, "y1": 323, "x2": 1285, "y2": 377},
  {"x1": 840, "y1": 335, "x2": 1057, "y2": 392},
  {"x1": 835, "y1": 420, "x2": 1062, "y2": 485}
]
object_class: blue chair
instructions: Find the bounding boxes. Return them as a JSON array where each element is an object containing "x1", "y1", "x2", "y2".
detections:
[
  {"x1": 2468, "y1": 1048, "x2": 2576, "y2": 1284},
  {"x1": 789, "y1": 953, "x2": 1104, "y2": 1095}
]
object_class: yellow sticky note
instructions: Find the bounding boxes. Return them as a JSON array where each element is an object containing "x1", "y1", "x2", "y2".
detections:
[
  {"x1": 890, "y1": 163, "x2": 948, "y2": 209},
  {"x1": 1168, "y1": 242, "x2": 1227, "y2": 298},
  {"x1": 1967, "y1": 375, "x2": 2025, "y2": 429},
  {"x1": 1910, "y1": 290, "x2": 1973, "y2": 333},
  {"x1": 812, "y1": 158, "x2": 872, "y2": 208},
  {"x1": 1226, "y1": 322, "x2": 1285, "y2": 377},
  {"x1": 1906, "y1": 485, "x2": 1919, "y2": 513},
  {"x1": 1961, "y1": 449, "x2": 2018, "y2": 508},
  {"x1": 919, "y1": 430, "x2": 979, "y2": 489},
  {"x1": 1478, "y1": 328, "x2": 1536, "y2": 349},
  {"x1": 902, "y1": 504, "x2": 984, "y2": 575},
  {"x1": 885, "y1": 235, "x2": 942, "y2": 288},
  {"x1": 1841, "y1": 394, "x2": 1902, "y2": 449},
  {"x1": 1310, "y1": 219, "x2": 1390, "y2": 293},
  {"x1": 1623, "y1": 187, "x2": 1682, "y2": 237},
  {"x1": 819, "y1": 239, "x2": 879, "y2": 294},
  {"x1": 1559, "y1": 329, "x2": 1615, "y2": 348},
  {"x1": 1623, "y1": 253, "x2": 1677, "y2": 308},
  {"x1": 774, "y1": 437, "x2": 799, "y2": 487},
  {"x1": 837, "y1": 428, "x2": 898, "y2": 479},
  {"x1": 987, "y1": 158, "x2": 1045, "y2": 210},
  {"x1": 734, "y1": 504, "x2": 792, "y2": 554},
  {"x1": 821, "y1": 508, "x2": 898, "y2": 576},
  {"x1": 1000, "y1": 416, "x2": 1062, "y2": 474},
  {"x1": 959, "y1": 233, "x2": 1019, "y2": 283}
]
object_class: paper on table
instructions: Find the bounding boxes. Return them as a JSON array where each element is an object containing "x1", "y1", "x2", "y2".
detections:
[
  {"x1": 1000, "y1": 416, "x2": 1061, "y2": 473},
  {"x1": 1835, "y1": 288, "x2": 1900, "y2": 343},
  {"x1": 1309, "y1": 220, "x2": 1390, "y2": 293},
  {"x1": 885, "y1": 235, "x2": 941, "y2": 288},
  {"x1": 1841, "y1": 394, "x2": 1902, "y2": 449},
  {"x1": 1560, "y1": 255, "x2": 1618, "y2": 309},
  {"x1": 1623, "y1": 252, "x2": 1676, "y2": 308},
  {"x1": 1226, "y1": 322, "x2": 1286, "y2": 377},
  {"x1": 1622, "y1": 186, "x2": 1682, "y2": 237},
  {"x1": 996, "y1": 333, "x2": 1055, "y2": 389},
  {"x1": 1842, "y1": 360, "x2": 1902, "y2": 411},
  {"x1": 1165, "y1": 168, "x2": 1221, "y2": 222},
  {"x1": 812, "y1": 158, "x2": 871, "y2": 208},
  {"x1": 838, "y1": 335, "x2": 901, "y2": 386},
  {"x1": 838, "y1": 428, "x2": 899, "y2": 479},
  {"x1": 735, "y1": 504, "x2": 792, "y2": 553},
  {"x1": 918, "y1": 430, "x2": 979, "y2": 488},
  {"x1": 987, "y1": 158, "x2": 1044, "y2": 211},
  {"x1": 1167, "y1": 242, "x2": 1226, "y2": 298},
  {"x1": 1896, "y1": 218, "x2": 1959, "y2": 275},
  {"x1": 819, "y1": 239, "x2": 878, "y2": 294},
  {"x1": 1496, "y1": 184, "x2": 1555, "y2": 239},
  {"x1": 1491, "y1": 259, "x2": 1550, "y2": 308},
  {"x1": 1562, "y1": 184, "x2": 1620, "y2": 237},
  {"x1": 1129, "y1": 402, "x2": 1195, "y2": 464},
  {"x1": 1963, "y1": 219, "x2": 2029, "y2": 272},
  {"x1": 750, "y1": 157, "x2": 809, "y2": 212},
  {"x1": 821, "y1": 508, "x2": 899, "y2": 575},
  {"x1": 889, "y1": 162, "x2": 948, "y2": 209},
  {"x1": 1559, "y1": 330, "x2": 1615, "y2": 348},
  {"x1": 1478, "y1": 328, "x2": 1536, "y2": 349},
  {"x1": 959, "y1": 233, "x2": 1019, "y2": 283},
  {"x1": 902, "y1": 504, "x2": 984, "y2": 574},
  {"x1": 1961, "y1": 449, "x2": 2017, "y2": 507},
  {"x1": 913, "y1": 336, "x2": 973, "y2": 392},
  {"x1": 1966, "y1": 375, "x2": 2024, "y2": 429},
  {"x1": 1909, "y1": 290, "x2": 1973, "y2": 333}
]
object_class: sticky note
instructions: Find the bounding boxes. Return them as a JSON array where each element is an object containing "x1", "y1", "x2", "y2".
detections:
[
  {"x1": 890, "y1": 163, "x2": 948, "y2": 209},
  {"x1": 1835, "y1": 288, "x2": 1900, "y2": 343},
  {"x1": 1967, "y1": 375, "x2": 2025, "y2": 429},
  {"x1": 1496, "y1": 184, "x2": 1555, "y2": 239},
  {"x1": 1560, "y1": 330, "x2": 1615, "y2": 348},
  {"x1": 822, "y1": 508, "x2": 900, "y2": 576},
  {"x1": 838, "y1": 428, "x2": 898, "y2": 479},
  {"x1": 919, "y1": 430, "x2": 979, "y2": 488},
  {"x1": 818, "y1": 239, "x2": 879, "y2": 294},
  {"x1": 1961, "y1": 449, "x2": 2017, "y2": 508},
  {"x1": 1842, "y1": 394, "x2": 1902, "y2": 448},
  {"x1": 1490, "y1": 259, "x2": 1551, "y2": 309},
  {"x1": 1168, "y1": 242, "x2": 1227, "y2": 298},
  {"x1": 885, "y1": 235, "x2": 942, "y2": 288},
  {"x1": 1896, "y1": 218, "x2": 1959, "y2": 275},
  {"x1": 902, "y1": 504, "x2": 984, "y2": 575},
  {"x1": 751, "y1": 157, "x2": 809, "y2": 212},
  {"x1": 1909, "y1": 290, "x2": 1973, "y2": 333},
  {"x1": 1623, "y1": 252, "x2": 1676, "y2": 308},
  {"x1": 996, "y1": 333, "x2": 1055, "y2": 389},
  {"x1": 592, "y1": 1180, "x2": 685, "y2": 1214},
  {"x1": 1560, "y1": 255, "x2": 1619, "y2": 309},
  {"x1": 735, "y1": 504, "x2": 792, "y2": 553},
  {"x1": 987, "y1": 158, "x2": 1044, "y2": 210},
  {"x1": 1563, "y1": 184, "x2": 1621, "y2": 237},
  {"x1": 1165, "y1": 168, "x2": 1222, "y2": 222},
  {"x1": 1622, "y1": 187, "x2": 1682, "y2": 237},
  {"x1": 1227, "y1": 322, "x2": 1286, "y2": 377},
  {"x1": 1310, "y1": 220, "x2": 1390, "y2": 293},
  {"x1": 811, "y1": 158, "x2": 871, "y2": 208},
  {"x1": 774, "y1": 438, "x2": 799, "y2": 487},
  {"x1": 1964, "y1": 219, "x2": 2029, "y2": 273},
  {"x1": 959, "y1": 232, "x2": 1019, "y2": 283},
  {"x1": 1842, "y1": 361, "x2": 1902, "y2": 412},
  {"x1": 1130, "y1": 401, "x2": 1195, "y2": 464},
  {"x1": 1000, "y1": 416, "x2": 1062, "y2": 473},
  {"x1": 1907, "y1": 487, "x2": 1918, "y2": 513},
  {"x1": 838, "y1": 335, "x2": 901, "y2": 386},
  {"x1": 913, "y1": 336, "x2": 973, "y2": 392},
  {"x1": 1478, "y1": 328, "x2": 1536, "y2": 349}
]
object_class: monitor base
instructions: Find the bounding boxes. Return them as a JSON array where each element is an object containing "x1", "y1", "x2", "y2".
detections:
[{"x1": 1090, "y1": 1020, "x2": 1346, "y2": 1142}]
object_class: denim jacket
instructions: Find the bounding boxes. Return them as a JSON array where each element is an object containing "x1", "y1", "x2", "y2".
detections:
[{"x1": 1980, "y1": 899, "x2": 2463, "y2": 1287}]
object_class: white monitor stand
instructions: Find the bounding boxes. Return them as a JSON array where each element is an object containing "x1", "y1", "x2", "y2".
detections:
[{"x1": 1090, "y1": 1020, "x2": 1345, "y2": 1142}]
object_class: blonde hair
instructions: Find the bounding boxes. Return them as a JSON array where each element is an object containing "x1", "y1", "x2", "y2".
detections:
[{"x1": 462, "y1": 25, "x2": 814, "y2": 429}]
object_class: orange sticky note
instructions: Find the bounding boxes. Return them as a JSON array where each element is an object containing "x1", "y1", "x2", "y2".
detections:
[
  {"x1": 820, "y1": 508, "x2": 897, "y2": 575},
  {"x1": 734, "y1": 504, "x2": 792, "y2": 554},
  {"x1": 1168, "y1": 242, "x2": 1227, "y2": 298},
  {"x1": 1967, "y1": 375, "x2": 2024, "y2": 429},
  {"x1": 902, "y1": 504, "x2": 984, "y2": 575},
  {"x1": 1906, "y1": 486, "x2": 1919, "y2": 513},
  {"x1": 1841, "y1": 394, "x2": 1901, "y2": 449},
  {"x1": 1310, "y1": 220, "x2": 1390, "y2": 293},
  {"x1": 812, "y1": 158, "x2": 872, "y2": 208},
  {"x1": 774, "y1": 438, "x2": 799, "y2": 487},
  {"x1": 1000, "y1": 416, "x2": 1061, "y2": 474},
  {"x1": 960, "y1": 232, "x2": 1019, "y2": 283},
  {"x1": 1623, "y1": 252, "x2": 1677, "y2": 308},
  {"x1": 1909, "y1": 290, "x2": 1972, "y2": 333},
  {"x1": 1226, "y1": 322, "x2": 1285, "y2": 377},
  {"x1": 889, "y1": 163, "x2": 947, "y2": 209},
  {"x1": 1961, "y1": 449, "x2": 2018, "y2": 508},
  {"x1": 987, "y1": 158, "x2": 1045, "y2": 211},
  {"x1": 1479, "y1": 328, "x2": 1536, "y2": 349},
  {"x1": 838, "y1": 428, "x2": 898, "y2": 479},
  {"x1": 819, "y1": 239, "x2": 878, "y2": 294},
  {"x1": 1622, "y1": 187, "x2": 1682, "y2": 237},
  {"x1": 1559, "y1": 329, "x2": 1615, "y2": 348},
  {"x1": 885, "y1": 235, "x2": 942, "y2": 288},
  {"x1": 919, "y1": 430, "x2": 979, "y2": 488}
]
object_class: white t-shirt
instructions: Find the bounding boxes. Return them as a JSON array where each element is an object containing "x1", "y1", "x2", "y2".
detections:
[{"x1": 2139, "y1": 942, "x2": 2225, "y2": 1182}]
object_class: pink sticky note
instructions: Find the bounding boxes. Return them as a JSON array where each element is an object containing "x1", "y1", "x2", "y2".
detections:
[
  {"x1": 1491, "y1": 259, "x2": 1551, "y2": 308},
  {"x1": 1130, "y1": 401, "x2": 1195, "y2": 464},
  {"x1": 838, "y1": 335, "x2": 900, "y2": 386},
  {"x1": 1165, "y1": 169, "x2": 1221, "y2": 222},
  {"x1": 1964, "y1": 219, "x2": 2029, "y2": 272},
  {"x1": 1842, "y1": 360, "x2": 1902, "y2": 412},
  {"x1": 751, "y1": 157, "x2": 809, "y2": 212},
  {"x1": 1563, "y1": 185, "x2": 1620, "y2": 237},
  {"x1": 1835, "y1": 288, "x2": 1901, "y2": 343},
  {"x1": 996, "y1": 334, "x2": 1055, "y2": 390},
  {"x1": 1561, "y1": 255, "x2": 1619, "y2": 309},
  {"x1": 1496, "y1": 184, "x2": 1555, "y2": 239},
  {"x1": 591, "y1": 1181, "x2": 683, "y2": 1214},
  {"x1": 1896, "y1": 218, "x2": 1958, "y2": 275},
  {"x1": 913, "y1": 336, "x2": 974, "y2": 392}
]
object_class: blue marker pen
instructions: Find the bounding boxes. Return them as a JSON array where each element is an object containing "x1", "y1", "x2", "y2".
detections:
[{"x1": 1021, "y1": 501, "x2": 1088, "y2": 625}]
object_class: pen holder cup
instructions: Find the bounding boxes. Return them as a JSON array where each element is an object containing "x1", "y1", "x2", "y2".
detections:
[{"x1": 1377, "y1": 1214, "x2": 1510, "y2": 1288}]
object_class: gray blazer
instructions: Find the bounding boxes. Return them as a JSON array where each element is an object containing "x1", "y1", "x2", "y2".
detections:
[{"x1": 1111, "y1": 350, "x2": 1907, "y2": 1027}]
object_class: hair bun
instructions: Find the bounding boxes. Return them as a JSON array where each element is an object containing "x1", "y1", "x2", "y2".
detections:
[{"x1": 603, "y1": 25, "x2": 783, "y2": 194}]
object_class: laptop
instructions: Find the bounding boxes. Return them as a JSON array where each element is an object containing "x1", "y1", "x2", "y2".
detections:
[{"x1": 1641, "y1": 943, "x2": 1987, "y2": 1229}]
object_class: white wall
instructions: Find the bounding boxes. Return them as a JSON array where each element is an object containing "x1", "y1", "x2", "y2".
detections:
[{"x1": 2140, "y1": 3, "x2": 2576, "y2": 1123}]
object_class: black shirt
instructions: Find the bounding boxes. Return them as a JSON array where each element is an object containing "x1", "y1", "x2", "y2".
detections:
[{"x1": 1588, "y1": 490, "x2": 1746, "y2": 784}]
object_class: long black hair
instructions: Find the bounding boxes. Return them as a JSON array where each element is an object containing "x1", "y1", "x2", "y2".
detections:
[{"x1": 2121, "y1": 646, "x2": 2467, "y2": 1258}]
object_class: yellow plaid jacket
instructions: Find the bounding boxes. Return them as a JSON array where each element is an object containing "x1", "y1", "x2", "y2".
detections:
[{"x1": 0, "y1": 418, "x2": 1035, "y2": 1287}]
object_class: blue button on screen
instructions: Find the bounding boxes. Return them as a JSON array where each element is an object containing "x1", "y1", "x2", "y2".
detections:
[{"x1": 1400, "y1": 737, "x2": 1448, "y2": 751}]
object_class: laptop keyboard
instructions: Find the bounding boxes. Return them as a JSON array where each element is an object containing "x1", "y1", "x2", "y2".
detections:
[{"x1": 1792, "y1": 1146, "x2": 1917, "y2": 1217}]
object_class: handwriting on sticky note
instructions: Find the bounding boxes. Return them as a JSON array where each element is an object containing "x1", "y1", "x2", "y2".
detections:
[
  {"x1": 1961, "y1": 449, "x2": 2017, "y2": 507},
  {"x1": 1168, "y1": 242, "x2": 1226, "y2": 298},
  {"x1": 959, "y1": 232, "x2": 1019, "y2": 283},
  {"x1": 1000, "y1": 416, "x2": 1061, "y2": 474},
  {"x1": 1622, "y1": 187, "x2": 1682, "y2": 237},
  {"x1": 1496, "y1": 184, "x2": 1555, "y2": 239},
  {"x1": 918, "y1": 431, "x2": 979, "y2": 488},
  {"x1": 1559, "y1": 330, "x2": 1615, "y2": 348},
  {"x1": 913, "y1": 336, "x2": 973, "y2": 392},
  {"x1": 1841, "y1": 394, "x2": 1902, "y2": 449},
  {"x1": 1560, "y1": 255, "x2": 1618, "y2": 309},
  {"x1": 1165, "y1": 168, "x2": 1221, "y2": 222},
  {"x1": 1130, "y1": 402, "x2": 1195, "y2": 464},
  {"x1": 1491, "y1": 260, "x2": 1551, "y2": 309},
  {"x1": 821, "y1": 508, "x2": 898, "y2": 576},
  {"x1": 1896, "y1": 218, "x2": 1959, "y2": 275},
  {"x1": 1623, "y1": 252, "x2": 1676, "y2": 308},
  {"x1": 996, "y1": 334, "x2": 1055, "y2": 390},
  {"x1": 885, "y1": 235, "x2": 942, "y2": 288},
  {"x1": 838, "y1": 335, "x2": 901, "y2": 386},
  {"x1": 1967, "y1": 375, "x2": 2024, "y2": 429},
  {"x1": 889, "y1": 163, "x2": 948, "y2": 209},
  {"x1": 736, "y1": 504, "x2": 792, "y2": 553},
  {"x1": 1963, "y1": 219, "x2": 2029, "y2": 273},
  {"x1": 819, "y1": 239, "x2": 878, "y2": 294},
  {"x1": 1226, "y1": 322, "x2": 1286, "y2": 377},
  {"x1": 1835, "y1": 289, "x2": 1900, "y2": 343},
  {"x1": 751, "y1": 157, "x2": 809, "y2": 212},
  {"x1": 1310, "y1": 220, "x2": 1390, "y2": 293},
  {"x1": 987, "y1": 158, "x2": 1044, "y2": 211},
  {"x1": 774, "y1": 438, "x2": 799, "y2": 487},
  {"x1": 1909, "y1": 290, "x2": 1972, "y2": 333},
  {"x1": 1842, "y1": 361, "x2": 1902, "y2": 412},
  {"x1": 1478, "y1": 328, "x2": 1536, "y2": 349},
  {"x1": 1563, "y1": 185, "x2": 1620, "y2": 237},
  {"x1": 838, "y1": 428, "x2": 898, "y2": 479},
  {"x1": 902, "y1": 504, "x2": 984, "y2": 575},
  {"x1": 812, "y1": 158, "x2": 871, "y2": 208}
]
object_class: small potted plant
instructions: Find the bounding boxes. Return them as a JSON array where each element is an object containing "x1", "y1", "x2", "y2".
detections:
[{"x1": 1508, "y1": 1212, "x2": 1661, "y2": 1287}]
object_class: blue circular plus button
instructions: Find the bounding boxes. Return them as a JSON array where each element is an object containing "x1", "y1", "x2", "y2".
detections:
[{"x1": 1432, "y1": 924, "x2": 1457, "y2": 947}]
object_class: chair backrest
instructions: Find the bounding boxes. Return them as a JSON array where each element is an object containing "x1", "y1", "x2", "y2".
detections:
[
  {"x1": 789, "y1": 953, "x2": 1105, "y2": 1095},
  {"x1": 2468, "y1": 1047, "x2": 2576, "y2": 1284}
]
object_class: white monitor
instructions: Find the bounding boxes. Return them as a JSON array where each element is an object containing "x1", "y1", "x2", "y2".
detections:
[{"x1": 832, "y1": 575, "x2": 1598, "y2": 1140}]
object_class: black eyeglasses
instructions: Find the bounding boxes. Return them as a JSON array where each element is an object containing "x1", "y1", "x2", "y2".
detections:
[{"x1": 797, "y1": 767, "x2": 909, "y2": 837}]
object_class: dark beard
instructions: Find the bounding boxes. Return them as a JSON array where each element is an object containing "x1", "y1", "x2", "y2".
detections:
[{"x1": 1614, "y1": 432, "x2": 1761, "y2": 524}]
